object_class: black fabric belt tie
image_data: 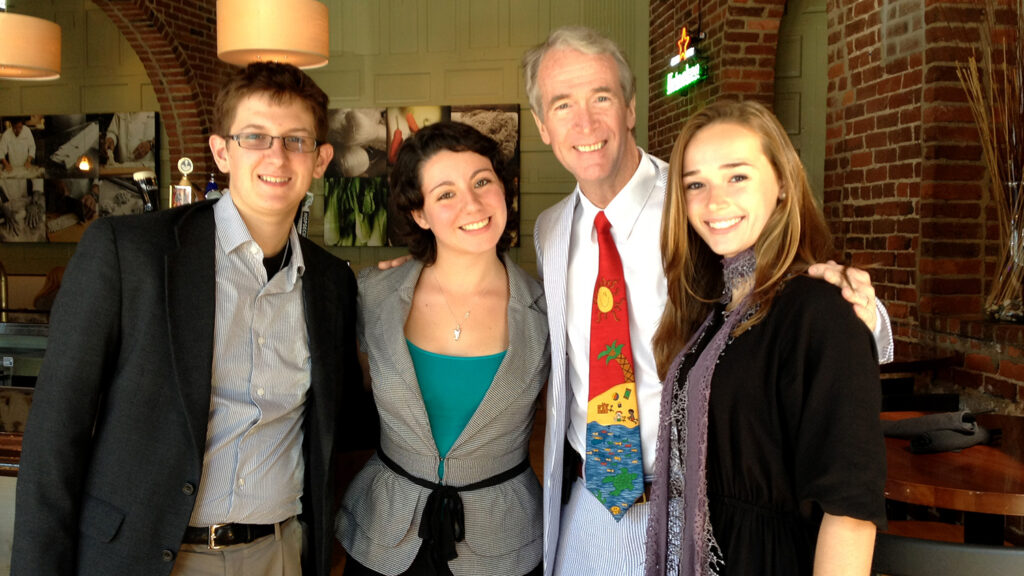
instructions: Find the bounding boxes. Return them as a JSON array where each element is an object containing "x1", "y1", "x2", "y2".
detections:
[
  {"x1": 182, "y1": 520, "x2": 282, "y2": 549},
  {"x1": 377, "y1": 448, "x2": 530, "y2": 576}
]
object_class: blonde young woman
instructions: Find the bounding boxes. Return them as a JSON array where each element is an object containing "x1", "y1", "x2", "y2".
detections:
[
  {"x1": 337, "y1": 121, "x2": 548, "y2": 576},
  {"x1": 644, "y1": 100, "x2": 885, "y2": 576}
]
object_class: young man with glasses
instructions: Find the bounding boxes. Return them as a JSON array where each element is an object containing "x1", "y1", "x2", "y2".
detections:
[{"x1": 13, "y1": 62, "x2": 376, "y2": 576}]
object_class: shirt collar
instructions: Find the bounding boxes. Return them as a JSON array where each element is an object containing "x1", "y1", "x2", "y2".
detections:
[
  {"x1": 213, "y1": 190, "x2": 306, "y2": 280},
  {"x1": 574, "y1": 147, "x2": 659, "y2": 240}
]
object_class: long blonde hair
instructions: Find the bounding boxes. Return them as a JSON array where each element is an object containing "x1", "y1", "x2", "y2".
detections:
[{"x1": 652, "y1": 100, "x2": 836, "y2": 378}]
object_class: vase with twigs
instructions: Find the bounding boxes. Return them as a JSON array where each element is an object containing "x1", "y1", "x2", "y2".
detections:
[{"x1": 958, "y1": 0, "x2": 1024, "y2": 322}]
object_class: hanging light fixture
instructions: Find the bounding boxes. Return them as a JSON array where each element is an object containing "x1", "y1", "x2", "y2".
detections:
[
  {"x1": 217, "y1": 0, "x2": 329, "y2": 69},
  {"x1": 0, "y1": 1, "x2": 61, "y2": 80}
]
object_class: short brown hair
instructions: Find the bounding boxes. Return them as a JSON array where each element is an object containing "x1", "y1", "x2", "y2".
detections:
[
  {"x1": 212, "y1": 62, "x2": 330, "y2": 142},
  {"x1": 389, "y1": 121, "x2": 518, "y2": 264}
]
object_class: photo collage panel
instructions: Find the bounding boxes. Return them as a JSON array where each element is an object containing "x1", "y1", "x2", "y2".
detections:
[{"x1": 0, "y1": 112, "x2": 158, "y2": 243}]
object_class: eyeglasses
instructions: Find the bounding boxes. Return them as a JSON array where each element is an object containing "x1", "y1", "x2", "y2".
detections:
[{"x1": 228, "y1": 133, "x2": 320, "y2": 153}]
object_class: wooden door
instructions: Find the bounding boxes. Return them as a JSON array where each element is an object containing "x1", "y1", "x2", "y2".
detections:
[{"x1": 774, "y1": 0, "x2": 827, "y2": 204}]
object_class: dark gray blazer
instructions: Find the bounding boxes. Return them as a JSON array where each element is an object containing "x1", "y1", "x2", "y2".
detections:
[
  {"x1": 12, "y1": 200, "x2": 373, "y2": 576},
  {"x1": 336, "y1": 256, "x2": 549, "y2": 576}
]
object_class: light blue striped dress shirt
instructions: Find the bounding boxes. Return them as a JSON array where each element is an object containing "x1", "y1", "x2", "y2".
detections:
[{"x1": 189, "y1": 191, "x2": 311, "y2": 526}]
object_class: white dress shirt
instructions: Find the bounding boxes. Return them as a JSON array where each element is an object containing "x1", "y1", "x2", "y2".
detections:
[{"x1": 566, "y1": 150, "x2": 668, "y2": 476}]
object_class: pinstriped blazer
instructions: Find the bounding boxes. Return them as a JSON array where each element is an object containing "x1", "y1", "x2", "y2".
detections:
[
  {"x1": 533, "y1": 190, "x2": 576, "y2": 576},
  {"x1": 336, "y1": 255, "x2": 550, "y2": 576}
]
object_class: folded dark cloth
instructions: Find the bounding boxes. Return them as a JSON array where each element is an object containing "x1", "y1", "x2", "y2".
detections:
[
  {"x1": 881, "y1": 410, "x2": 976, "y2": 438},
  {"x1": 909, "y1": 425, "x2": 990, "y2": 454}
]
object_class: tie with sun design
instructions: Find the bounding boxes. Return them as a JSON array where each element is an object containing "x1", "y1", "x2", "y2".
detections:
[{"x1": 585, "y1": 211, "x2": 643, "y2": 520}]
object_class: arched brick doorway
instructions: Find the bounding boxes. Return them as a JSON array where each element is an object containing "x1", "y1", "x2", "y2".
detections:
[{"x1": 91, "y1": 0, "x2": 235, "y2": 177}]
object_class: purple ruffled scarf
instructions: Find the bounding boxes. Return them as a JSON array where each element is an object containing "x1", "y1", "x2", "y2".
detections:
[{"x1": 644, "y1": 249, "x2": 755, "y2": 576}]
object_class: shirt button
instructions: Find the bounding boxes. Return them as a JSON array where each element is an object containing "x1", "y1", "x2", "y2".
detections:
[
  {"x1": 257, "y1": 388, "x2": 265, "y2": 397},
  {"x1": 257, "y1": 337, "x2": 265, "y2": 346},
  {"x1": 161, "y1": 549, "x2": 174, "y2": 562},
  {"x1": 182, "y1": 482, "x2": 195, "y2": 495},
  {"x1": 238, "y1": 477, "x2": 245, "y2": 487},
  {"x1": 249, "y1": 244, "x2": 260, "y2": 255}
]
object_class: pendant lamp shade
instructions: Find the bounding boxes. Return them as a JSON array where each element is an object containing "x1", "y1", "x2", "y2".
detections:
[
  {"x1": 217, "y1": 0, "x2": 329, "y2": 69},
  {"x1": 0, "y1": 11, "x2": 61, "y2": 80}
]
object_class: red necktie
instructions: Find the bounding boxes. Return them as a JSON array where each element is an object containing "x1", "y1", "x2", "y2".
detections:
[{"x1": 584, "y1": 211, "x2": 643, "y2": 520}]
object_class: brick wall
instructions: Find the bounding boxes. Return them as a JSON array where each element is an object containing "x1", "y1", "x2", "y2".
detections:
[
  {"x1": 827, "y1": 0, "x2": 926, "y2": 333},
  {"x1": 649, "y1": 0, "x2": 1024, "y2": 413},
  {"x1": 835, "y1": 0, "x2": 1024, "y2": 413},
  {"x1": 648, "y1": 0, "x2": 784, "y2": 159}
]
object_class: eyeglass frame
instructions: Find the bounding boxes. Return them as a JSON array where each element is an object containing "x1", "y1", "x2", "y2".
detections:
[{"x1": 227, "y1": 133, "x2": 322, "y2": 154}]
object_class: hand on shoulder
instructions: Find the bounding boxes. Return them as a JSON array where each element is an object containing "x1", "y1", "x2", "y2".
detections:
[
  {"x1": 377, "y1": 254, "x2": 412, "y2": 270},
  {"x1": 807, "y1": 260, "x2": 877, "y2": 333}
]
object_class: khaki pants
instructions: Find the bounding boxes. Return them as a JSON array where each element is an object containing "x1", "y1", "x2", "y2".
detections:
[{"x1": 171, "y1": 517, "x2": 303, "y2": 576}]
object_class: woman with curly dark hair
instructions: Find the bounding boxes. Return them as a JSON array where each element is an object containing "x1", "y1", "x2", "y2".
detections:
[{"x1": 337, "y1": 121, "x2": 548, "y2": 576}]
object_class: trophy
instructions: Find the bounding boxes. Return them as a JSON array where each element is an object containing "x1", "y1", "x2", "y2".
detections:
[{"x1": 171, "y1": 157, "x2": 195, "y2": 208}]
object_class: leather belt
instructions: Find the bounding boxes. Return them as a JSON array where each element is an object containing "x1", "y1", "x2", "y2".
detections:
[
  {"x1": 574, "y1": 450, "x2": 652, "y2": 504},
  {"x1": 182, "y1": 520, "x2": 284, "y2": 549}
]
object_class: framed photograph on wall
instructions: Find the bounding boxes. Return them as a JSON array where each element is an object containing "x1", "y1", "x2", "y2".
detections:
[
  {"x1": 0, "y1": 112, "x2": 160, "y2": 244},
  {"x1": 322, "y1": 108, "x2": 389, "y2": 247}
]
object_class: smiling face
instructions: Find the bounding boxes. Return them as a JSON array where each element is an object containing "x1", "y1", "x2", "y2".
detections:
[
  {"x1": 209, "y1": 93, "x2": 333, "y2": 225},
  {"x1": 683, "y1": 121, "x2": 781, "y2": 258},
  {"x1": 412, "y1": 150, "x2": 508, "y2": 259},
  {"x1": 532, "y1": 48, "x2": 638, "y2": 206}
]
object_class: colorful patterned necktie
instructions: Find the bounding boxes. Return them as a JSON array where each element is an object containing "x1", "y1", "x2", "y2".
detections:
[{"x1": 585, "y1": 211, "x2": 643, "y2": 520}]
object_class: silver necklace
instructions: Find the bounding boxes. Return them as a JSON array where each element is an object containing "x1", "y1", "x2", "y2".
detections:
[{"x1": 433, "y1": 271, "x2": 474, "y2": 342}]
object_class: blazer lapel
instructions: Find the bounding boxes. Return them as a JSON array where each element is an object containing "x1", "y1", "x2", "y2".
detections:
[
  {"x1": 544, "y1": 195, "x2": 574, "y2": 373},
  {"x1": 301, "y1": 245, "x2": 336, "y2": 469},
  {"x1": 542, "y1": 195, "x2": 575, "y2": 426},
  {"x1": 379, "y1": 261, "x2": 437, "y2": 448},
  {"x1": 540, "y1": 194, "x2": 576, "y2": 565},
  {"x1": 451, "y1": 256, "x2": 546, "y2": 451},
  {"x1": 166, "y1": 206, "x2": 217, "y2": 457}
]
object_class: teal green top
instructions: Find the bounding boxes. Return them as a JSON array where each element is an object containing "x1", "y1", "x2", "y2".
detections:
[{"x1": 407, "y1": 340, "x2": 506, "y2": 479}]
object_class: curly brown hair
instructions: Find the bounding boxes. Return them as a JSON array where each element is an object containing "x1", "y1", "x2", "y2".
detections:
[{"x1": 389, "y1": 121, "x2": 518, "y2": 264}]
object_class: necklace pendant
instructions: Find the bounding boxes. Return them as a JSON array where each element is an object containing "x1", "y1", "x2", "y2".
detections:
[{"x1": 453, "y1": 327, "x2": 462, "y2": 341}]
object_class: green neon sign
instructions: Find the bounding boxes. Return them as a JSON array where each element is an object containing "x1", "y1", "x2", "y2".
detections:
[
  {"x1": 665, "y1": 27, "x2": 707, "y2": 95},
  {"x1": 666, "y1": 60, "x2": 706, "y2": 95}
]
